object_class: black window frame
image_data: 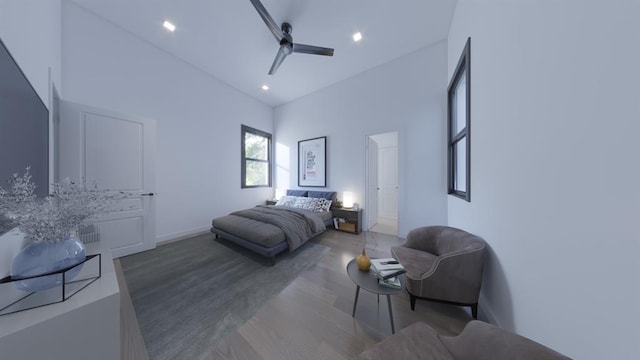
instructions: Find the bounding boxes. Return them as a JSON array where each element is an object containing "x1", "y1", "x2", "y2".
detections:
[
  {"x1": 241, "y1": 124, "x2": 272, "y2": 188},
  {"x1": 447, "y1": 37, "x2": 471, "y2": 202}
]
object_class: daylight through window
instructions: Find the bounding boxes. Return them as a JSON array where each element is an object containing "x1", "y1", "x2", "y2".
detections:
[
  {"x1": 448, "y1": 38, "x2": 471, "y2": 201},
  {"x1": 241, "y1": 125, "x2": 272, "y2": 188}
]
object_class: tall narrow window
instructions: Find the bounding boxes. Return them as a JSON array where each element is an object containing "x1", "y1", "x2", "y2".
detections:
[
  {"x1": 448, "y1": 38, "x2": 471, "y2": 201},
  {"x1": 241, "y1": 125, "x2": 272, "y2": 188}
]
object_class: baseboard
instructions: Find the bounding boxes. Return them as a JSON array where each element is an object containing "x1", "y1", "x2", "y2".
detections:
[{"x1": 155, "y1": 226, "x2": 211, "y2": 245}]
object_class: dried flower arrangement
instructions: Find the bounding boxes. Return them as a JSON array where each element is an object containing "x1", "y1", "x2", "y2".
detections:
[{"x1": 0, "y1": 168, "x2": 126, "y2": 244}]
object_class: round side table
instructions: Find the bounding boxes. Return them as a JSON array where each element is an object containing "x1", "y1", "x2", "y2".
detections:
[{"x1": 346, "y1": 258, "x2": 406, "y2": 334}]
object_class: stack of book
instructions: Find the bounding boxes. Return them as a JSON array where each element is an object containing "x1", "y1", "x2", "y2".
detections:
[{"x1": 370, "y1": 258, "x2": 406, "y2": 289}]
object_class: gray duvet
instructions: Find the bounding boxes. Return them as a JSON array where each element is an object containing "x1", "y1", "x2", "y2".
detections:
[{"x1": 230, "y1": 205, "x2": 326, "y2": 251}]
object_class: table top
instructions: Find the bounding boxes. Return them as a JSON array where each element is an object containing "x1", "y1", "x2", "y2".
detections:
[
  {"x1": 346, "y1": 258, "x2": 405, "y2": 295},
  {"x1": 0, "y1": 244, "x2": 118, "y2": 338}
]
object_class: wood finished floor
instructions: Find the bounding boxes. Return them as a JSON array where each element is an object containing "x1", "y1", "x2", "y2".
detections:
[{"x1": 117, "y1": 230, "x2": 472, "y2": 360}]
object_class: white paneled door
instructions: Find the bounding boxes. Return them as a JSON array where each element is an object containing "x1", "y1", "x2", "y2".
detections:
[
  {"x1": 58, "y1": 101, "x2": 156, "y2": 258},
  {"x1": 366, "y1": 137, "x2": 379, "y2": 229},
  {"x1": 379, "y1": 147, "x2": 398, "y2": 219}
]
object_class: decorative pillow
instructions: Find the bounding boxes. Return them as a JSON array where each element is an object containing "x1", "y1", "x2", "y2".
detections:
[
  {"x1": 313, "y1": 198, "x2": 332, "y2": 213},
  {"x1": 307, "y1": 191, "x2": 338, "y2": 208},
  {"x1": 292, "y1": 196, "x2": 319, "y2": 211},
  {"x1": 275, "y1": 195, "x2": 298, "y2": 207}
]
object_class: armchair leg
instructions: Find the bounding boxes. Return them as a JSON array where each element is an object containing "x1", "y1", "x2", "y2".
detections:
[
  {"x1": 410, "y1": 293, "x2": 416, "y2": 311},
  {"x1": 471, "y1": 303, "x2": 478, "y2": 319}
]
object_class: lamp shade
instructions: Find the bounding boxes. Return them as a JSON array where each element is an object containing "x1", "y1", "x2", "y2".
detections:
[{"x1": 343, "y1": 191, "x2": 354, "y2": 208}]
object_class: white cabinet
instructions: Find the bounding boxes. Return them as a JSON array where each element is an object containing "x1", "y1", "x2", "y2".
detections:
[{"x1": 0, "y1": 246, "x2": 120, "y2": 360}]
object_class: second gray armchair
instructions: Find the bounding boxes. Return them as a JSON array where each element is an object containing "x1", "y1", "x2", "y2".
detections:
[{"x1": 391, "y1": 226, "x2": 486, "y2": 318}]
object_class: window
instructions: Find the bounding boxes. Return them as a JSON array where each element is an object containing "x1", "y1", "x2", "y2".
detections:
[
  {"x1": 241, "y1": 125, "x2": 272, "y2": 188},
  {"x1": 448, "y1": 38, "x2": 471, "y2": 201}
]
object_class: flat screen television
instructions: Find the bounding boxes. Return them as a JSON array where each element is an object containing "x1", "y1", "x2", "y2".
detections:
[{"x1": 0, "y1": 37, "x2": 49, "y2": 235}]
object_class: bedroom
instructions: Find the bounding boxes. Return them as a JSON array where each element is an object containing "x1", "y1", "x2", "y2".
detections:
[{"x1": 0, "y1": 1, "x2": 638, "y2": 359}]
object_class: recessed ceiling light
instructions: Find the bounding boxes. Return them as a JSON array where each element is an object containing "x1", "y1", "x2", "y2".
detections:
[
  {"x1": 163, "y1": 20, "x2": 176, "y2": 32},
  {"x1": 261, "y1": 85, "x2": 269, "y2": 91},
  {"x1": 352, "y1": 32, "x2": 362, "y2": 42}
]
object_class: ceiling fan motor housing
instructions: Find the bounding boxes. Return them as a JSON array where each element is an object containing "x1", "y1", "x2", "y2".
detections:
[{"x1": 281, "y1": 22, "x2": 292, "y2": 34}]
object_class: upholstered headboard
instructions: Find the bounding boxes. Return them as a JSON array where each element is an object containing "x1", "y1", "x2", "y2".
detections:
[{"x1": 286, "y1": 189, "x2": 308, "y2": 197}]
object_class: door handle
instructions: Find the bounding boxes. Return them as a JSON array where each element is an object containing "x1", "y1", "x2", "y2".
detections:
[{"x1": 141, "y1": 192, "x2": 156, "y2": 196}]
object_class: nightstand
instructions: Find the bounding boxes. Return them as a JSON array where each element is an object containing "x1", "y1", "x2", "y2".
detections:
[
  {"x1": 332, "y1": 208, "x2": 363, "y2": 234},
  {"x1": 266, "y1": 199, "x2": 278, "y2": 205}
]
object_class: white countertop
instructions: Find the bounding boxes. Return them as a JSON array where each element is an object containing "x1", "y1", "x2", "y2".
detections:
[{"x1": 0, "y1": 243, "x2": 119, "y2": 338}]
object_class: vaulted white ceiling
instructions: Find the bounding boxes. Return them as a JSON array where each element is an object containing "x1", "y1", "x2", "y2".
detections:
[{"x1": 71, "y1": 0, "x2": 457, "y2": 107}]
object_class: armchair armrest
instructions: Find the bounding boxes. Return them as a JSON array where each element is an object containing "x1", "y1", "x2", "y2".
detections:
[{"x1": 440, "y1": 321, "x2": 571, "y2": 360}]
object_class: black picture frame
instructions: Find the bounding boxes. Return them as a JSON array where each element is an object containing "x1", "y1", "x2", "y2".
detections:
[{"x1": 298, "y1": 136, "x2": 327, "y2": 187}]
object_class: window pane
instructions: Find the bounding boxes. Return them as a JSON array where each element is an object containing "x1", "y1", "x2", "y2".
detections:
[
  {"x1": 447, "y1": 38, "x2": 470, "y2": 201},
  {"x1": 453, "y1": 72, "x2": 466, "y2": 135},
  {"x1": 454, "y1": 137, "x2": 466, "y2": 192},
  {"x1": 245, "y1": 133, "x2": 268, "y2": 160},
  {"x1": 245, "y1": 160, "x2": 268, "y2": 186}
]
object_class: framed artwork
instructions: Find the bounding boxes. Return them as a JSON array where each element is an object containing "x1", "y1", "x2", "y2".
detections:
[{"x1": 298, "y1": 136, "x2": 326, "y2": 187}]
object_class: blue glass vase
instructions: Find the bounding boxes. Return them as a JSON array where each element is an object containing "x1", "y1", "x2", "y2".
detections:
[{"x1": 10, "y1": 236, "x2": 86, "y2": 292}]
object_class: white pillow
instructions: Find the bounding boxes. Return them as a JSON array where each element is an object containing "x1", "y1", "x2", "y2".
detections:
[
  {"x1": 275, "y1": 195, "x2": 298, "y2": 207},
  {"x1": 275, "y1": 196, "x2": 330, "y2": 212},
  {"x1": 292, "y1": 196, "x2": 318, "y2": 211}
]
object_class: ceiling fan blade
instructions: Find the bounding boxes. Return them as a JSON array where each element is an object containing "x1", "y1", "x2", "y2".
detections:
[
  {"x1": 268, "y1": 45, "x2": 289, "y2": 75},
  {"x1": 249, "y1": 0, "x2": 283, "y2": 42},
  {"x1": 292, "y1": 43, "x2": 335, "y2": 56}
]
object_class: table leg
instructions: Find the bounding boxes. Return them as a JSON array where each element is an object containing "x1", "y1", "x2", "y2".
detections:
[
  {"x1": 352, "y1": 286, "x2": 360, "y2": 317},
  {"x1": 387, "y1": 294, "x2": 395, "y2": 334}
]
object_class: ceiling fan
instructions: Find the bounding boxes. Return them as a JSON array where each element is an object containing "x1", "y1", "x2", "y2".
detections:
[{"x1": 249, "y1": 0, "x2": 335, "y2": 75}]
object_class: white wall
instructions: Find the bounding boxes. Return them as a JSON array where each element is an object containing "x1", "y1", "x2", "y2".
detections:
[
  {"x1": 447, "y1": 1, "x2": 640, "y2": 359},
  {"x1": 61, "y1": 2, "x2": 274, "y2": 242},
  {"x1": 0, "y1": 0, "x2": 62, "y2": 105},
  {"x1": 275, "y1": 41, "x2": 448, "y2": 237},
  {"x1": 0, "y1": 1, "x2": 62, "y2": 276}
]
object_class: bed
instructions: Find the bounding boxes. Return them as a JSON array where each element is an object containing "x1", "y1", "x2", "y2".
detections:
[{"x1": 210, "y1": 190, "x2": 337, "y2": 264}]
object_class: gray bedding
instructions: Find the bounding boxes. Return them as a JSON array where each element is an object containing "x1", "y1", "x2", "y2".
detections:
[{"x1": 221, "y1": 205, "x2": 326, "y2": 252}]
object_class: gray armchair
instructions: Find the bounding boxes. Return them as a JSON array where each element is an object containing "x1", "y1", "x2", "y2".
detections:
[
  {"x1": 356, "y1": 320, "x2": 570, "y2": 360},
  {"x1": 391, "y1": 226, "x2": 486, "y2": 318}
]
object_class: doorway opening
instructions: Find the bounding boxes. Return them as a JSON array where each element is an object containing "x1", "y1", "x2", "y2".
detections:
[{"x1": 366, "y1": 131, "x2": 398, "y2": 236}]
